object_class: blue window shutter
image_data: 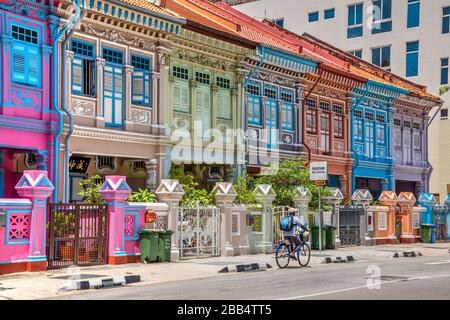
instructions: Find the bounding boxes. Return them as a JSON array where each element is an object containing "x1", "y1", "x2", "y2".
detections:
[
  {"x1": 407, "y1": 0, "x2": 420, "y2": 28},
  {"x1": 12, "y1": 43, "x2": 27, "y2": 83},
  {"x1": 72, "y1": 57, "x2": 83, "y2": 94},
  {"x1": 27, "y1": 46, "x2": 40, "y2": 86},
  {"x1": 324, "y1": 9, "x2": 335, "y2": 20},
  {"x1": 308, "y1": 12, "x2": 319, "y2": 22}
]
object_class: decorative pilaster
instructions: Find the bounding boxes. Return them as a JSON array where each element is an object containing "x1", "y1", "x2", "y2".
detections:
[
  {"x1": 124, "y1": 64, "x2": 135, "y2": 130},
  {"x1": 42, "y1": 45, "x2": 53, "y2": 118},
  {"x1": 213, "y1": 182, "x2": 237, "y2": 256},
  {"x1": 15, "y1": 170, "x2": 54, "y2": 271},
  {"x1": 211, "y1": 84, "x2": 218, "y2": 129},
  {"x1": 151, "y1": 71, "x2": 161, "y2": 130},
  {"x1": 293, "y1": 186, "x2": 312, "y2": 226},
  {"x1": 99, "y1": 176, "x2": 132, "y2": 265},
  {"x1": 253, "y1": 184, "x2": 276, "y2": 253},
  {"x1": 155, "y1": 180, "x2": 185, "y2": 261},
  {"x1": 95, "y1": 57, "x2": 106, "y2": 127},
  {"x1": 2, "y1": 35, "x2": 14, "y2": 109},
  {"x1": 145, "y1": 158, "x2": 158, "y2": 192}
]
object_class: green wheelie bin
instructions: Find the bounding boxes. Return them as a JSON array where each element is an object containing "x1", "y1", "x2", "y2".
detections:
[
  {"x1": 311, "y1": 225, "x2": 327, "y2": 250},
  {"x1": 158, "y1": 230, "x2": 174, "y2": 262},
  {"x1": 139, "y1": 229, "x2": 160, "y2": 263},
  {"x1": 325, "y1": 225, "x2": 336, "y2": 249},
  {"x1": 420, "y1": 224, "x2": 432, "y2": 243}
]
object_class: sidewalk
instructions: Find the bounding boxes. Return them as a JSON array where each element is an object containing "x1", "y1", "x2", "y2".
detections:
[{"x1": 0, "y1": 243, "x2": 449, "y2": 300}]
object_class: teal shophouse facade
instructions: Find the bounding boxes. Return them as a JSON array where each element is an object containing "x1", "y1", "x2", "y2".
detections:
[{"x1": 351, "y1": 81, "x2": 409, "y2": 199}]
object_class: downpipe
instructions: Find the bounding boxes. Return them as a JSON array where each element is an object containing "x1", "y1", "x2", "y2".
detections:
[
  {"x1": 52, "y1": 0, "x2": 83, "y2": 202},
  {"x1": 62, "y1": 0, "x2": 88, "y2": 202}
]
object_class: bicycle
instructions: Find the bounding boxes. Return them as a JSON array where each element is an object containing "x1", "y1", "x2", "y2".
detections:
[{"x1": 275, "y1": 230, "x2": 311, "y2": 268}]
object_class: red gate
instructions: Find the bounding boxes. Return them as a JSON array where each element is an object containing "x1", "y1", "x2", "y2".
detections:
[{"x1": 47, "y1": 203, "x2": 108, "y2": 269}]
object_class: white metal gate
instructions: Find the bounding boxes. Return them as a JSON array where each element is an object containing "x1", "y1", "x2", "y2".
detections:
[{"x1": 177, "y1": 205, "x2": 220, "y2": 259}]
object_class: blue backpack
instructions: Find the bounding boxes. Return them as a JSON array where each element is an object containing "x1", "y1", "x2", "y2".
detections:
[{"x1": 280, "y1": 215, "x2": 295, "y2": 231}]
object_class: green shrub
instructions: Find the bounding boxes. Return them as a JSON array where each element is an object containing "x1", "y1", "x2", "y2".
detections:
[
  {"x1": 78, "y1": 175, "x2": 104, "y2": 204},
  {"x1": 128, "y1": 188, "x2": 157, "y2": 203}
]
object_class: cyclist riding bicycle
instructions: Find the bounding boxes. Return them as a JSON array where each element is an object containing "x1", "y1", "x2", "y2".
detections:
[{"x1": 282, "y1": 208, "x2": 310, "y2": 260}]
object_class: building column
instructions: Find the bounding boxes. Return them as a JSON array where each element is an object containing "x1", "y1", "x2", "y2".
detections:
[
  {"x1": 41, "y1": 45, "x2": 53, "y2": 120},
  {"x1": 99, "y1": 176, "x2": 132, "y2": 265},
  {"x1": 145, "y1": 158, "x2": 158, "y2": 192}
]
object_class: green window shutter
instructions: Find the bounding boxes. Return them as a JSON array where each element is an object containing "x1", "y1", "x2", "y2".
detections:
[
  {"x1": 72, "y1": 57, "x2": 83, "y2": 93},
  {"x1": 217, "y1": 90, "x2": 231, "y2": 120},
  {"x1": 173, "y1": 82, "x2": 181, "y2": 111},
  {"x1": 181, "y1": 84, "x2": 189, "y2": 112}
]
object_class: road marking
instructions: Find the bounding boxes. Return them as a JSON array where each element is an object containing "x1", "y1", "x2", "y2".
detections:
[
  {"x1": 425, "y1": 260, "x2": 450, "y2": 265},
  {"x1": 278, "y1": 274, "x2": 450, "y2": 300}
]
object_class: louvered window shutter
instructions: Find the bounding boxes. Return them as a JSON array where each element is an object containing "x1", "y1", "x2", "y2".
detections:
[
  {"x1": 27, "y1": 46, "x2": 40, "y2": 86},
  {"x1": 173, "y1": 83, "x2": 181, "y2": 111},
  {"x1": 72, "y1": 57, "x2": 83, "y2": 93},
  {"x1": 12, "y1": 43, "x2": 27, "y2": 84},
  {"x1": 132, "y1": 71, "x2": 144, "y2": 103}
]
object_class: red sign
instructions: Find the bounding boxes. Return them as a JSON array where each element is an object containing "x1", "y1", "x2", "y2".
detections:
[{"x1": 145, "y1": 210, "x2": 157, "y2": 224}]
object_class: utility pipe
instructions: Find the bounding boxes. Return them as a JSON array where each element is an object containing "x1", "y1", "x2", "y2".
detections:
[{"x1": 52, "y1": 0, "x2": 84, "y2": 202}]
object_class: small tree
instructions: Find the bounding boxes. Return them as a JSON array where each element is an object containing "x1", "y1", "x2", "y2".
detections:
[
  {"x1": 170, "y1": 164, "x2": 214, "y2": 206},
  {"x1": 233, "y1": 176, "x2": 256, "y2": 205},
  {"x1": 254, "y1": 158, "x2": 332, "y2": 209},
  {"x1": 78, "y1": 175, "x2": 104, "y2": 204}
]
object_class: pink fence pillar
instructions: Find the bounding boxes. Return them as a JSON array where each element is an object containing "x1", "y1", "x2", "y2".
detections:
[
  {"x1": 99, "y1": 176, "x2": 132, "y2": 265},
  {"x1": 15, "y1": 170, "x2": 54, "y2": 272}
]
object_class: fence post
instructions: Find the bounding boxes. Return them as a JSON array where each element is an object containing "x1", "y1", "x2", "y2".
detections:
[
  {"x1": 253, "y1": 184, "x2": 276, "y2": 254},
  {"x1": 213, "y1": 182, "x2": 237, "y2": 257},
  {"x1": 378, "y1": 191, "x2": 399, "y2": 244},
  {"x1": 417, "y1": 193, "x2": 436, "y2": 225},
  {"x1": 99, "y1": 176, "x2": 132, "y2": 265},
  {"x1": 351, "y1": 189, "x2": 373, "y2": 246},
  {"x1": 323, "y1": 188, "x2": 344, "y2": 248},
  {"x1": 397, "y1": 192, "x2": 416, "y2": 244},
  {"x1": 15, "y1": 170, "x2": 54, "y2": 271},
  {"x1": 293, "y1": 186, "x2": 312, "y2": 226},
  {"x1": 155, "y1": 179, "x2": 185, "y2": 261}
]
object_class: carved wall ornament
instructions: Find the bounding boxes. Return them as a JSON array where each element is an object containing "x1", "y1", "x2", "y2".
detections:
[
  {"x1": 255, "y1": 71, "x2": 296, "y2": 88},
  {"x1": 80, "y1": 21, "x2": 155, "y2": 50},
  {"x1": 173, "y1": 49, "x2": 234, "y2": 71},
  {"x1": 71, "y1": 98, "x2": 96, "y2": 117},
  {"x1": 131, "y1": 108, "x2": 151, "y2": 125}
]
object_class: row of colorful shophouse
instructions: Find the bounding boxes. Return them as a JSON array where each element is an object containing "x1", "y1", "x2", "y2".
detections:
[{"x1": 0, "y1": 0, "x2": 448, "y2": 274}]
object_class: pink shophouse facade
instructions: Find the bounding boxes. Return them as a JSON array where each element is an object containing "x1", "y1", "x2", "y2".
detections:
[{"x1": 0, "y1": 0, "x2": 60, "y2": 200}]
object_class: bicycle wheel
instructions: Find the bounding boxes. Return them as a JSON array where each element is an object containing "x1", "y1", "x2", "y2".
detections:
[
  {"x1": 297, "y1": 242, "x2": 311, "y2": 267},
  {"x1": 275, "y1": 243, "x2": 290, "y2": 269}
]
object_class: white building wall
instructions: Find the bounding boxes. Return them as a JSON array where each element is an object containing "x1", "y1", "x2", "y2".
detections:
[{"x1": 234, "y1": 0, "x2": 450, "y2": 201}]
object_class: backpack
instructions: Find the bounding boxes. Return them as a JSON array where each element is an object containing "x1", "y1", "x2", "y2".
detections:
[{"x1": 280, "y1": 215, "x2": 295, "y2": 231}]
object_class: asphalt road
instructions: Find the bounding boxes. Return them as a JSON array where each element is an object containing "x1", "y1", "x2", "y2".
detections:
[{"x1": 51, "y1": 256, "x2": 450, "y2": 300}]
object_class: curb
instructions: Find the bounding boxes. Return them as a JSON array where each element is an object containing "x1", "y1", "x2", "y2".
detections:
[
  {"x1": 218, "y1": 263, "x2": 272, "y2": 273},
  {"x1": 393, "y1": 251, "x2": 422, "y2": 258},
  {"x1": 57, "y1": 275, "x2": 143, "y2": 293},
  {"x1": 321, "y1": 256, "x2": 356, "y2": 264}
]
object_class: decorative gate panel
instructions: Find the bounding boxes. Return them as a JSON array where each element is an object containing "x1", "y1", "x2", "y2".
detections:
[
  {"x1": 47, "y1": 204, "x2": 108, "y2": 269},
  {"x1": 177, "y1": 205, "x2": 220, "y2": 259},
  {"x1": 339, "y1": 205, "x2": 363, "y2": 246},
  {"x1": 432, "y1": 205, "x2": 448, "y2": 241}
]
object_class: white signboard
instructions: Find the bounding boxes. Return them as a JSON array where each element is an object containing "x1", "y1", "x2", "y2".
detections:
[{"x1": 310, "y1": 161, "x2": 328, "y2": 181}]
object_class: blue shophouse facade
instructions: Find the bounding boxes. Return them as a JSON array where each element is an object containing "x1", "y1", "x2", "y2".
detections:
[{"x1": 351, "y1": 81, "x2": 409, "y2": 199}]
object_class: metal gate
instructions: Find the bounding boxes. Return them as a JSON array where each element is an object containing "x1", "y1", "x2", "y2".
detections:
[
  {"x1": 177, "y1": 205, "x2": 220, "y2": 259},
  {"x1": 47, "y1": 203, "x2": 108, "y2": 269},
  {"x1": 272, "y1": 206, "x2": 293, "y2": 250},
  {"x1": 432, "y1": 205, "x2": 448, "y2": 241},
  {"x1": 339, "y1": 205, "x2": 363, "y2": 246}
]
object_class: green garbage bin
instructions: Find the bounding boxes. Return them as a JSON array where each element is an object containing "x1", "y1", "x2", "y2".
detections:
[
  {"x1": 139, "y1": 229, "x2": 160, "y2": 263},
  {"x1": 420, "y1": 224, "x2": 432, "y2": 243},
  {"x1": 325, "y1": 225, "x2": 336, "y2": 249},
  {"x1": 311, "y1": 225, "x2": 327, "y2": 250},
  {"x1": 158, "y1": 230, "x2": 174, "y2": 262}
]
